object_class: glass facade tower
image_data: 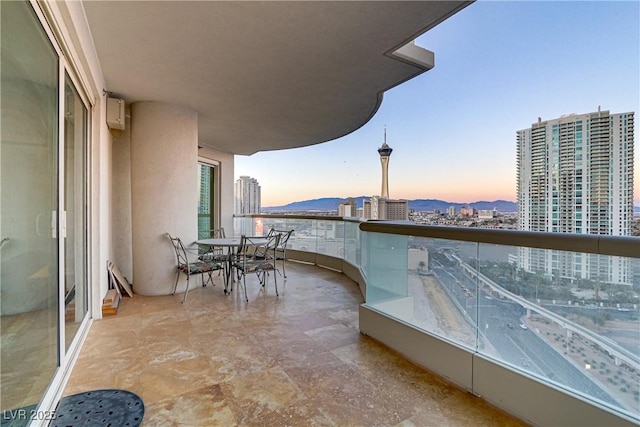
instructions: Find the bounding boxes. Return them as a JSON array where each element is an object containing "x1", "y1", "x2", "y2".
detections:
[
  {"x1": 235, "y1": 176, "x2": 261, "y2": 215},
  {"x1": 517, "y1": 109, "x2": 635, "y2": 285}
]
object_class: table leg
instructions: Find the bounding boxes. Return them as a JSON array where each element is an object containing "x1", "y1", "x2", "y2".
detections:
[{"x1": 223, "y1": 247, "x2": 235, "y2": 294}]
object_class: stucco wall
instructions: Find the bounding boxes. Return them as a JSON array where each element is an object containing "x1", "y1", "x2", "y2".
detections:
[
  {"x1": 111, "y1": 110, "x2": 132, "y2": 283},
  {"x1": 130, "y1": 101, "x2": 198, "y2": 296}
]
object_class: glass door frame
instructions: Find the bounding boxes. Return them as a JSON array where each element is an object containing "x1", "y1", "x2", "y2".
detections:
[
  {"x1": 27, "y1": 0, "x2": 94, "y2": 419},
  {"x1": 57, "y1": 66, "x2": 92, "y2": 365}
]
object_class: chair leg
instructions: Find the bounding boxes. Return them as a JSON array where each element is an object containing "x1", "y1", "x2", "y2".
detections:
[
  {"x1": 203, "y1": 271, "x2": 215, "y2": 287},
  {"x1": 259, "y1": 271, "x2": 266, "y2": 286},
  {"x1": 242, "y1": 273, "x2": 248, "y2": 302},
  {"x1": 172, "y1": 270, "x2": 180, "y2": 295},
  {"x1": 181, "y1": 275, "x2": 190, "y2": 304},
  {"x1": 274, "y1": 257, "x2": 286, "y2": 279},
  {"x1": 273, "y1": 268, "x2": 279, "y2": 296}
]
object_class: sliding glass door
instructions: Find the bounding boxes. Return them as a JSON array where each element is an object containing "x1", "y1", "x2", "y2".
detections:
[
  {"x1": 1, "y1": 0, "x2": 60, "y2": 412},
  {"x1": 1, "y1": 0, "x2": 90, "y2": 417}
]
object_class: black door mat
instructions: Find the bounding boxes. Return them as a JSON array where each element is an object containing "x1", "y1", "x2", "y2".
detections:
[{"x1": 51, "y1": 389, "x2": 144, "y2": 427}]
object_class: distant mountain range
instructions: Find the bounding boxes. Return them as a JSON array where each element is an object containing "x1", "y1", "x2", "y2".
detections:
[
  {"x1": 263, "y1": 196, "x2": 519, "y2": 213},
  {"x1": 264, "y1": 197, "x2": 640, "y2": 213}
]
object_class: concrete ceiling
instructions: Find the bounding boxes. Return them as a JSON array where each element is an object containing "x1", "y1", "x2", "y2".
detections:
[{"x1": 83, "y1": 1, "x2": 470, "y2": 155}]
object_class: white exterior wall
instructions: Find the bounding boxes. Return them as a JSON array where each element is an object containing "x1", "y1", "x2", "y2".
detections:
[
  {"x1": 130, "y1": 101, "x2": 198, "y2": 296},
  {"x1": 111, "y1": 111, "x2": 132, "y2": 283}
]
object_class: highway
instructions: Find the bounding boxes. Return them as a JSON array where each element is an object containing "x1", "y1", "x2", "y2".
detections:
[{"x1": 431, "y1": 258, "x2": 620, "y2": 406}]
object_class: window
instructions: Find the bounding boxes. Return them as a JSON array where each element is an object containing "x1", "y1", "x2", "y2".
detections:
[{"x1": 198, "y1": 162, "x2": 220, "y2": 239}]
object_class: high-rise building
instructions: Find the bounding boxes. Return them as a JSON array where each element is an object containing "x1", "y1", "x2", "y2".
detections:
[
  {"x1": 517, "y1": 108, "x2": 635, "y2": 284},
  {"x1": 235, "y1": 176, "x2": 261, "y2": 214},
  {"x1": 199, "y1": 166, "x2": 211, "y2": 216},
  {"x1": 198, "y1": 165, "x2": 213, "y2": 236},
  {"x1": 460, "y1": 205, "x2": 474, "y2": 217},
  {"x1": 338, "y1": 198, "x2": 358, "y2": 217}
]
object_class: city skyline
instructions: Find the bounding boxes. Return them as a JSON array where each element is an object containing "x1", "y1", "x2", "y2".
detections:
[{"x1": 235, "y1": 1, "x2": 639, "y2": 207}]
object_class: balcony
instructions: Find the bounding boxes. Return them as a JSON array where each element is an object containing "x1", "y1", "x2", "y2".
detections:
[
  {"x1": 63, "y1": 261, "x2": 524, "y2": 426},
  {"x1": 233, "y1": 215, "x2": 638, "y2": 426},
  {"x1": 3, "y1": 2, "x2": 638, "y2": 425},
  {"x1": 59, "y1": 214, "x2": 640, "y2": 425},
  {"x1": 59, "y1": 214, "x2": 639, "y2": 425}
]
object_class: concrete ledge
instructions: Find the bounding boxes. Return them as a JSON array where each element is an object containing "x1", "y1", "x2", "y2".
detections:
[
  {"x1": 359, "y1": 304, "x2": 473, "y2": 390},
  {"x1": 473, "y1": 354, "x2": 637, "y2": 427},
  {"x1": 359, "y1": 304, "x2": 637, "y2": 427}
]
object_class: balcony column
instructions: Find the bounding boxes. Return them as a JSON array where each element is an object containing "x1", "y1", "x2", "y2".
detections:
[{"x1": 130, "y1": 101, "x2": 198, "y2": 295}]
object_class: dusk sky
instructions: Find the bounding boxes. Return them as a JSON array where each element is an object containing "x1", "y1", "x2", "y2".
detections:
[{"x1": 235, "y1": 0, "x2": 640, "y2": 207}]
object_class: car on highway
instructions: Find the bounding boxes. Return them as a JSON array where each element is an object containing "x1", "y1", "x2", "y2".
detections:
[{"x1": 519, "y1": 323, "x2": 528, "y2": 330}]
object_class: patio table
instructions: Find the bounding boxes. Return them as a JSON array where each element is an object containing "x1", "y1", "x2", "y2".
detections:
[{"x1": 195, "y1": 237, "x2": 267, "y2": 294}]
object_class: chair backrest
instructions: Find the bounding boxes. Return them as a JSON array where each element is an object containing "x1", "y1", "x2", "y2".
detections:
[
  {"x1": 166, "y1": 233, "x2": 189, "y2": 269},
  {"x1": 278, "y1": 229, "x2": 293, "y2": 250},
  {"x1": 267, "y1": 229, "x2": 293, "y2": 250},
  {"x1": 259, "y1": 233, "x2": 280, "y2": 259},
  {"x1": 238, "y1": 234, "x2": 280, "y2": 261}
]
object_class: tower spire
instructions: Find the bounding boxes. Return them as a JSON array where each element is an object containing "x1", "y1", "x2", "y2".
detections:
[{"x1": 377, "y1": 127, "x2": 393, "y2": 198}]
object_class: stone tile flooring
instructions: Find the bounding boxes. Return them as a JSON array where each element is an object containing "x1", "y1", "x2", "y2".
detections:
[{"x1": 64, "y1": 262, "x2": 528, "y2": 426}]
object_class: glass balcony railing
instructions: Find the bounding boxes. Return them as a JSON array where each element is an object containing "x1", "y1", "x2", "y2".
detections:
[
  {"x1": 234, "y1": 214, "x2": 363, "y2": 263},
  {"x1": 234, "y1": 214, "x2": 639, "y2": 425}
]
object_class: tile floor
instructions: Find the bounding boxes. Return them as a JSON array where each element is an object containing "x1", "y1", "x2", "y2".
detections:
[
  {"x1": 63, "y1": 262, "x2": 528, "y2": 426},
  {"x1": 1, "y1": 308, "x2": 58, "y2": 412}
]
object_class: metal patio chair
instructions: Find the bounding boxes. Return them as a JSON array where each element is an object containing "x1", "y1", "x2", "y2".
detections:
[
  {"x1": 232, "y1": 234, "x2": 280, "y2": 301},
  {"x1": 166, "y1": 233, "x2": 223, "y2": 303},
  {"x1": 267, "y1": 228, "x2": 294, "y2": 278}
]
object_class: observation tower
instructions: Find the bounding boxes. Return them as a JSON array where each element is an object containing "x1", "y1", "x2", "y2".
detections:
[{"x1": 378, "y1": 129, "x2": 393, "y2": 198}]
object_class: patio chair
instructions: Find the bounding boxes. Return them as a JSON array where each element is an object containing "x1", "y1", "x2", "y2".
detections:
[
  {"x1": 267, "y1": 228, "x2": 294, "y2": 278},
  {"x1": 166, "y1": 233, "x2": 223, "y2": 303},
  {"x1": 232, "y1": 234, "x2": 280, "y2": 301},
  {"x1": 198, "y1": 228, "x2": 228, "y2": 281}
]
